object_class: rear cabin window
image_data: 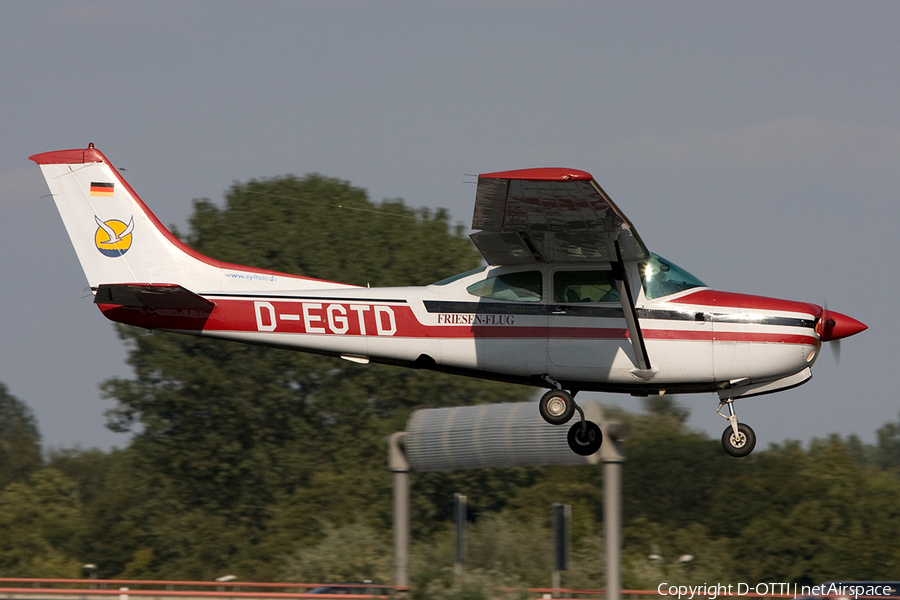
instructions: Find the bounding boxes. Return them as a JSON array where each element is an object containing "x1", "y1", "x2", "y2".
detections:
[
  {"x1": 466, "y1": 271, "x2": 542, "y2": 302},
  {"x1": 553, "y1": 270, "x2": 620, "y2": 303}
]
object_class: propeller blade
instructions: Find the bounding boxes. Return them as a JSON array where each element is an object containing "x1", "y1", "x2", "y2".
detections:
[{"x1": 823, "y1": 301, "x2": 839, "y2": 362}]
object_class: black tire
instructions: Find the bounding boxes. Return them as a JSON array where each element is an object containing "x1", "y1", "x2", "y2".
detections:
[
  {"x1": 539, "y1": 389, "x2": 576, "y2": 425},
  {"x1": 567, "y1": 420, "x2": 603, "y2": 456},
  {"x1": 721, "y1": 423, "x2": 756, "y2": 457}
]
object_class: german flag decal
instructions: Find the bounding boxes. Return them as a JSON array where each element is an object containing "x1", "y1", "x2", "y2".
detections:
[{"x1": 90, "y1": 182, "x2": 114, "y2": 197}]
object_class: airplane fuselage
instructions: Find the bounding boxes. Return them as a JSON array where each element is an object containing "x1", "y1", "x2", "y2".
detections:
[{"x1": 98, "y1": 260, "x2": 822, "y2": 399}]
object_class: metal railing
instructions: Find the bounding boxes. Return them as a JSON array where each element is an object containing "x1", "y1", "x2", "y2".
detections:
[
  {"x1": 1, "y1": 579, "x2": 887, "y2": 600},
  {"x1": 0, "y1": 580, "x2": 393, "y2": 600}
]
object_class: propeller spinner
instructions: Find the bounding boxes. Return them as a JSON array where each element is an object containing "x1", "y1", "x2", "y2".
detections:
[
  {"x1": 816, "y1": 308, "x2": 867, "y2": 342},
  {"x1": 816, "y1": 307, "x2": 867, "y2": 362}
]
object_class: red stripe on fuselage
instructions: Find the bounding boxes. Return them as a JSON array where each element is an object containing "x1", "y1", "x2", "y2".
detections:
[{"x1": 108, "y1": 298, "x2": 817, "y2": 346}]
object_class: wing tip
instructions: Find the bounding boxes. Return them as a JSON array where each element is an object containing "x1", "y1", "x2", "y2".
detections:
[{"x1": 478, "y1": 167, "x2": 593, "y2": 182}]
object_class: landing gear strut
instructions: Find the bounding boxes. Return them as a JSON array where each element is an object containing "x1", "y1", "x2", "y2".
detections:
[
  {"x1": 539, "y1": 385, "x2": 603, "y2": 455},
  {"x1": 717, "y1": 399, "x2": 756, "y2": 457}
]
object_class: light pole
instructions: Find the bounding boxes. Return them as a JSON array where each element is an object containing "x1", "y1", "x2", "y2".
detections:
[
  {"x1": 454, "y1": 493, "x2": 466, "y2": 579},
  {"x1": 551, "y1": 503, "x2": 571, "y2": 598},
  {"x1": 83, "y1": 564, "x2": 98, "y2": 589},
  {"x1": 600, "y1": 420, "x2": 628, "y2": 600},
  {"x1": 216, "y1": 575, "x2": 237, "y2": 593},
  {"x1": 648, "y1": 553, "x2": 694, "y2": 579},
  {"x1": 387, "y1": 432, "x2": 410, "y2": 590}
]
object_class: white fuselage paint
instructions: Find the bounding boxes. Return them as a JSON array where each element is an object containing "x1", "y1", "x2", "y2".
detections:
[{"x1": 187, "y1": 263, "x2": 819, "y2": 395}]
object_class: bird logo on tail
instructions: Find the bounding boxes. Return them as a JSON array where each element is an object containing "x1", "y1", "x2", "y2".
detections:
[{"x1": 94, "y1": 216, "x2": 134, "y2": 257}]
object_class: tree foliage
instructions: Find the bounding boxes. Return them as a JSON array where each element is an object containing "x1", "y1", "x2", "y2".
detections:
[
  {"x1": 3, "y1": 173, "x2": 900, "y2": 585},
  {"x1": 0, "y1": 469, "x2": 83, "y2": 577},
  {"x1": 93, "y1": 174, "x2": 533, "y2": 579},
  {"x1": 280, "y1": 522, "x2": 392, "y2": 583},
  {"x1": 0, "y1": 383, "x2": 43, "y2": 491},
  {"x1": 7, "y1": 383, "x2": 900, "y2": 584},
  {"x1": 873, "y1": 411, "x2": 900, "y2": 470},
  {"x1": 708, "y1": 436, "x2": 900, "y2": 583}
]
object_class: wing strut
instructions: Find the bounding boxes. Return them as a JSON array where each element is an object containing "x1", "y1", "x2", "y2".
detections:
[{"x1": 611, "y1": 240, "x2": 652, "y2": 371}]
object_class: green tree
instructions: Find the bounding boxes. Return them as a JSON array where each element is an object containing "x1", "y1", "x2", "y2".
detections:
[
  {"x1": 621, "y1": 519, "x2": 732, "y2": 589},
  {"x1": 0, "y1": 383, "x2": 43, "y2": 491},
  {"x1": 96, "y1": 174, "x2": 533, "y2": 580},
  {"x1": 186, "y1": 175, "x2": 473, "y2": 289},
  {"x1": 873, "y1": 411, "x2": 900, "y2": 470},
  {"x1": 641, "y1": 394, "x2": 689, "y2": 424},
  {"x1": 48, "y1": 447, "x2": 109, "y2": 505},
  {"x1": 618, "y1": 406, "x2": 732, "y2": 529},
  {"x1": 279, "y1": 522, "x2": 392, "y2": 583},
  {"x1": 709, "y1": 436, "x2": 900, "y2": 583},
  {"x1": 0, "y1": 469, "x2": 83, "y2": 577}
]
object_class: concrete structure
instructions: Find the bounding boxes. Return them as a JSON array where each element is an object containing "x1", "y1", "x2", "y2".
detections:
[{"x1": 387, "y1": 400, "x2": 627, "y2": 598}]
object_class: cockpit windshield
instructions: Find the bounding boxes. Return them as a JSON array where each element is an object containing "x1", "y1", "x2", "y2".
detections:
[{"x1": 639, "y1": 253, "x2": 706, "y2": 299}]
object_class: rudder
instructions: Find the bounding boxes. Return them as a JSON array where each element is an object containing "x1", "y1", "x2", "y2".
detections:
[
  {"x1": 30, "y1": 144, "x2": 216, "y2": 291},
  {"x1": 29, "y1": 144, "x2": 346, "y2": 295}
]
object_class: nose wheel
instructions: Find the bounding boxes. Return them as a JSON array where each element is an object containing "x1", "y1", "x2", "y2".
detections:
[
  {"x1": 717, "y1": 399, "x2": 757, "y2": 457},
  {"x1": 722, "y1": 422, "x2": 756, "y2": 457}
]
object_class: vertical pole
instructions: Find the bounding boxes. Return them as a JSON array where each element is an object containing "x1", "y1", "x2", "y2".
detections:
[
  {"x1": 603, "y1": 460, "x2": 621, "y2": 600},
  {"x1": 388, "y1": 433, "x2": 410, "y2": 590},
  {"x1": 394, "y1": 470, "x2": 410, "y2": 589},
  {"x1": 551, "y1": 503, "x2": 570, "y2": 598},
  {"x1": 454, "y1": 493, "x2": 467, "y2": 578},
  {"x1": 599, "y1": 420, "x2": 627, "y2": 600}
]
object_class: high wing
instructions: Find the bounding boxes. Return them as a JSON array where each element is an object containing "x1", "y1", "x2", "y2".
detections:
[
  {"x1": 471, "y1": 167, "x2": 654, "y2": 372},
  {"x1": 470, "y1": 168, "x2": 650, "y2": 266}
]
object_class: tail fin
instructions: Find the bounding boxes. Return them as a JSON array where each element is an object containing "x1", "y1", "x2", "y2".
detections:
[{"x1": 30, "y1": 144, "x2": 345, "y2": 294}]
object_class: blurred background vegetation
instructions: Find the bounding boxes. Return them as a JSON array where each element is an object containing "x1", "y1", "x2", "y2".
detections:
[{"x1": 2, "y1": 175, "x2": 898, "y2": 586}]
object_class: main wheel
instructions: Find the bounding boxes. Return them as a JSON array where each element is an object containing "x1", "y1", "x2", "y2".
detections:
[
  {"x1": 721, "y1": 423, "x2": 756, "y2": 457},
  {"x1": 568, "y1": 420, "x2": 603, "y2": 456},
  {"x1": 539, "y1": 389, "x2": 576, "y2": 425}
]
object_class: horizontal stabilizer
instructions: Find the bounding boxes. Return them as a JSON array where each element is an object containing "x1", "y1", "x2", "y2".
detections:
[
  {"x1": 93, "y1": 284, "x2": 215, "y2": 331},
  {"x1": 94, "y1": 283, "x2": 215, "y2": 311}
]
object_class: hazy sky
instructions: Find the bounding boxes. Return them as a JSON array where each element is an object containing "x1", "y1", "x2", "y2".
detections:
[{"x1": 2, "y1": 1, "x2": 897, "y2": 453}]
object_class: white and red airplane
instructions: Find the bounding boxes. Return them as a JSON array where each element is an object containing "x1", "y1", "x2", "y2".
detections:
[{"x1": 30, "y1": 144, "x2": 866, "y2": 457}]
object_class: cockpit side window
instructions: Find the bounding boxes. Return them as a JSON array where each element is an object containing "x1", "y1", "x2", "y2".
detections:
[
  {"x1": 639, "y1": 253, "x2": 706, "y2": 300},
  {"x1": 466, "y1": 271, "x2": 542, "y2": 302},
  {"x1": 553, "y1": 270, "x2": 620, "y2": 303}
]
